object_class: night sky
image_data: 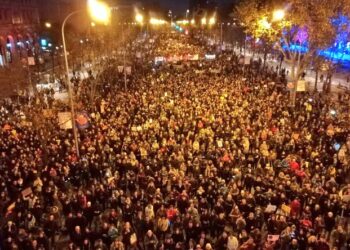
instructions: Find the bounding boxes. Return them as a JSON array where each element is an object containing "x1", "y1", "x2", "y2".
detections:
[
  {"x1": 114, "y1": 0, "x2": 233, "y2": 15},
  {"x1": 159, "y1": 0, "x2": 190, "y2": 14},
  {"x1": 157, "y1": 0, "x2": 233, "y2": 15}
]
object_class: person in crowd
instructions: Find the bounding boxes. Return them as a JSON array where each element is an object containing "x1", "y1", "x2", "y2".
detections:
[{"x1": 0, "y1": 32, "x2": 349, "y2": 250}]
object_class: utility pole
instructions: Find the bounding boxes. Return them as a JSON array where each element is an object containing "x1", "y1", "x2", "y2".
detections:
[
  {"x1": 122, "y1": 24, "x2": 127, "y2": 91},
  {"x1": 220, "y1": 23, "x2": 223, "y2": 45}
]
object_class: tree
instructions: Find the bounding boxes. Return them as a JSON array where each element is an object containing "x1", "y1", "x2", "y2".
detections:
[{"x1": 236, "y1": 0, "x2": 350, "y2": 104}]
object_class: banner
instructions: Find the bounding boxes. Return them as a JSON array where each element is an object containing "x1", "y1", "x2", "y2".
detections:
[
  {"x1": 125, "y1": 66, "x2": 132, "y2": 75},
  {"x1": 28, "y1": 57, "x2": 35, "y2": 66},
  {"x1": 195, "y1": 70, "x2": 205, "y2": 74},
  {"x1": 210, "y1": 69, "x2": 221, "y2": 74},
  {"x1": 117, "y1": 66, "x2": 124, "y2": 73},
  {"x1": 281, "y1": 204, "x2": 291, "y2": 214},
  {"x1": 188, "y1": 54, "x2": 199, "y2": 61},
  {"x1": 155, "y1": 57, "x2": 165, "y2": 64},
  {"x1": 287, "y1": 82, "x2": 295, "y2": 90},
  {"x1": 58, "y1": 112, "x2": 72, "y2": 129},
  {"x1": 21, "y1": 187, "x2": 32, "y2": 198},
  {"x1": 192, "y1": 54, "x2": 199, "y2": 60},
  {"x1": 43, "y1": 109, "x2": 54, "y2": 118},
  {"x1": 205, "y1": 54, "x2": 216, "y2": 60},
  {"x1": 296, "y1": 80, "x2": 306, "y2": 92}
]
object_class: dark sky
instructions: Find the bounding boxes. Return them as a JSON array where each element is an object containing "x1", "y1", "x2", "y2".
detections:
[
  {"x1": 115, "y1": 0, "x2": 233, "y2": 15},
  {"x1": 113, "y1": 0, "x2": 235, "y2": 15},
  {"x1": 158, "y1": 0, "x2": 190, "y2": 14},
  {"x1": 156, "y1": 0, "x2": 233, "y2": 15}
]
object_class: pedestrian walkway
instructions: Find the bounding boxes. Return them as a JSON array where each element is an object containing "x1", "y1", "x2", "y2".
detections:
[{"x1": 238, "y1": 49, "x2": 350, "y2": 92}]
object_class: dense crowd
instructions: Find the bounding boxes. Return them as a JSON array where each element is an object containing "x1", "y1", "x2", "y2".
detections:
[{"x1": 0, "y1": 32, "x2": 350, "y2": 250}]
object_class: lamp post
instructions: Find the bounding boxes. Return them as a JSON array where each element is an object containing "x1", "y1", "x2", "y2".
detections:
[
  {"x1": 273, "y1": 9, "x2": 285, "y2": 22},
  {"x1": 61, "y1": 0, "x2": 111, "y2": 158},
  {"x1": 62, "y1": 0, "x2": 141, "y2": 157},
  {"x1": 62, "y1": 10, "x2": 84, "y2": 158},
  {"x1": 220, "y1": 23, "x2": 224, "y2": 45}
]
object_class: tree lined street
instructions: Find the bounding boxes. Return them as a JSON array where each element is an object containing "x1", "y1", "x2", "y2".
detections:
[{"x1": 1, "y1": 1, "x2": 350, "y2": 250}]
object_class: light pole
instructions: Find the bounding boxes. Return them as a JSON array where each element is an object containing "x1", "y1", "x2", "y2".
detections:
[
  {"x1": 220, "y1": 23, "x2": 223, "y2": 46},
  {"x1": 61, "y1": 0, "x2": 111, "y2": 158},
  {"x1": 62, "y1": 10, "x2": 84, "y2": 158},
  {"x1": 121, "y1": 23, "x2": 127, "y2": 91}
]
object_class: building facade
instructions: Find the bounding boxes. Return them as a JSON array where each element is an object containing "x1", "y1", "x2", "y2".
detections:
[{"x1": 0, "y1": 0, "x2": 40, "y2": 66}]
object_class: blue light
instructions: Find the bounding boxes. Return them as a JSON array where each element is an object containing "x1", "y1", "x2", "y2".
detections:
[
  {"x1": 282, "y1": 15, "x2": 350, "y2": 64},
  {"x1": 41, "y1": 39, "x2": 48, "y2": 47},
  {"x1": 283, "y1": 44, "x2": 308, "y2": 53},
  {"x1": 319, "y1": 50, "x2": 350, "y2": 61}
]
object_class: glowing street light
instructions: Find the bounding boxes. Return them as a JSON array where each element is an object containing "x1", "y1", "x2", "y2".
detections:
[
  {"x1": 273, "y1": 9, "x2": 285, "y2": 21},
  {"x1": 135, "y1": 13, "x2": 144, "y2": 24},
  {"x1": 191, "y1": 19, "x2": 195, "y2": 25},
  {"x1": 176, "y1": 20, "x2": 189, "y2": 25},
  {"x1": 150, "y1": 18, "x2": 166, "y2": 25},
  {"x1": 87, "y1": 0, "x2": 111, "y2": 24},
  {"x1": 209, "y1": 16, "x2": 216, "y2": 26},
  {"x1": 45, "y1": 22, "x2": 52, "y2": 28},
  {"x1": 91, "y1": 22, "x2": 96, "y2": 27},
  {"x1": 201, "y1": 17, "x2": 207, "y2": 25}
]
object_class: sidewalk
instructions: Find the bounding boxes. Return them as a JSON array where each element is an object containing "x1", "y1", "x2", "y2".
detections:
[{"x1": 238, "y1": 49, "x2": 350, "y2": 92}]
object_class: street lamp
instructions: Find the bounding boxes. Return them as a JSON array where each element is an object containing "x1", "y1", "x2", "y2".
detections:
[
  {"x1": 150, "y1": 18, "x2": 166, "y2": 25},
  {"x1": 273, "y1": 9, "x2": 285, "y2": 21},
  {"x1": 209, "y1": 17, "x2": 216, "y2": 26},
  {"x1": 61, "y1": 0, "x2": 111, "y2": 158},
  {"x1": 45, "y1": 22, "x2": 52, "y2": 28},
  {"x1": 87, "y1": 0, "x2": 111, "y2": 24},
  {"x1": 201, "y1": 17, "x2": 207, "y2": 25},
  {"x1": 135, "y1": 13, "x2": 144, "y2": 25}
]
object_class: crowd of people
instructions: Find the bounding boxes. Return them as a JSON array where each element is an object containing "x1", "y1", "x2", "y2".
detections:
[{"x1": 0, "y1": 31, "x2": 350, "y2": 250}]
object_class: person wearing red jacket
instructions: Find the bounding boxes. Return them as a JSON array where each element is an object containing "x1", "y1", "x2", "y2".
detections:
[{"x1": 290, "y1": 198, "x2": 301, "y2": 217}]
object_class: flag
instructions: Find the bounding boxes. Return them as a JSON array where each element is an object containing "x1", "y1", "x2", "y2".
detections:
[{"x1": 76, "y1": 112, "x2": 90, "y2": 130}]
